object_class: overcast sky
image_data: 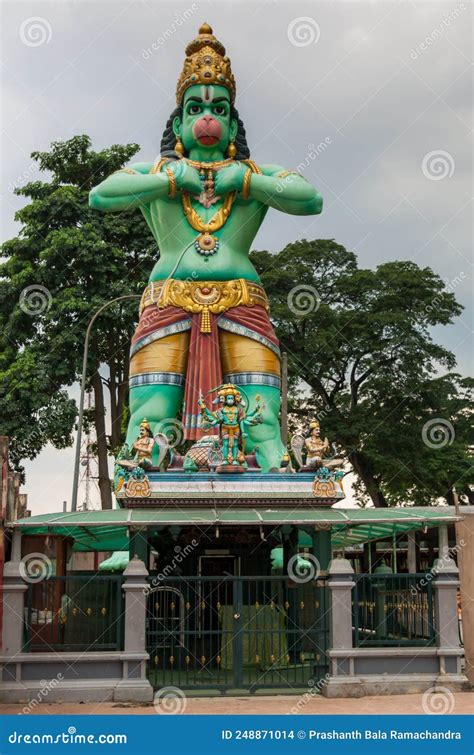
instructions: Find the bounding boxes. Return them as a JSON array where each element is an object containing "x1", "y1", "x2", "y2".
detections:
[{"x1": 1, "y1": 0, "x2": 472, "y2": 514}]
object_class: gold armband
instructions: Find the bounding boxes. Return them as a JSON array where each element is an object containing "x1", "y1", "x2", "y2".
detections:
[
  {"x1": 276, "y1": 170, "x2": 301, "y2": 179},
  {"x1": 166, "y1": 167, "x2": 177, "y2": 198},
  {"x1": 241, "y1": 168, "x2": 252, "y2": 200},
  {"x1": 112, "y1": 168, "x2": 139, "y2": 175}
]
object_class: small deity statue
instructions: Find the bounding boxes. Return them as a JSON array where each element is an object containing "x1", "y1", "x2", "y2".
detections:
[
  {"x1": 117, "y1": 417, "x2": 155, "y2": 470},
  {"x1": 198, "y1": 383, "x2": 263, "y2": 471},
  {"x1": 304, "y1": 420, "x2": 330, "y2": 466},
  {"x1": 291, "y1": 418, "x2": 343, "y2": 472},
  {"x1": 131, "y1": 417, "x2": 155, "y2": 466}
]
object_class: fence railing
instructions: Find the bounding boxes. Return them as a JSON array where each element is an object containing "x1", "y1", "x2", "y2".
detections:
[
  {"x1": 23, "y1": 575, "x2": 124, "y2": 652},
  {"x1": 352, "y1": 573, "x2": 435, "y2": 647}
]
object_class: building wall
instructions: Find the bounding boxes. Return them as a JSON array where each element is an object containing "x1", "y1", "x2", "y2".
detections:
[{"x1": 456, "y1": 509, "x2": 474, "y2": 684}]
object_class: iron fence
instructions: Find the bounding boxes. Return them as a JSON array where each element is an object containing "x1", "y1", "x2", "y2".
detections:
[
  {"x1": 23, "y1": 575, "x2": 124, "y2": 652},
  {"x1": 145, "y1": 575, "x2": 329, "y2": 692},
  {"x1": 352, "y1": 573, "x2": 435, "y2": 647}
]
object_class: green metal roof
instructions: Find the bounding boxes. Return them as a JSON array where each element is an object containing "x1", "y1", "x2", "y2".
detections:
[{"x1": 10, "y1": 506, "x2": 462, "y2": 552}]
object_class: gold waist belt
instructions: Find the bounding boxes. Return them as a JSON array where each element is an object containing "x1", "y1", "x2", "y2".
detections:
[{"x1": 140, "y1": 278, "x2": 269, "y2": 333}]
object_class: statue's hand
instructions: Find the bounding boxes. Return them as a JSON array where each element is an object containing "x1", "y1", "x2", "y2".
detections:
[
  {"x1": 170, "y1": 161, "x2": 202, "y2": 195},
  {"x1": 214, "y1": 162, "x2": 248, "y2": 195}
]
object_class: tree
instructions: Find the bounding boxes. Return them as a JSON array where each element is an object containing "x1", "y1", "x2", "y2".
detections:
[
  {"x1": 251, "y1": 239, "x2": 471, "y2": 507},
  {"x1": 0, "y1": 136, "x2": 155, "y2": 507}
]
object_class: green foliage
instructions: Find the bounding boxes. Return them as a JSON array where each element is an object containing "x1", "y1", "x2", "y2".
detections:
[
  {"x1": 0, "y1": 135, "x2": 155, "y2": 482},
  {"x1": 251, "y1": 239, "x2": 472, "y2": 506}
]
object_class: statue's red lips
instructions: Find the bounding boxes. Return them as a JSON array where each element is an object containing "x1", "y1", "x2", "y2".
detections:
[{"x1": 193, "y1": 117, "x2": 221, "y2": 145}]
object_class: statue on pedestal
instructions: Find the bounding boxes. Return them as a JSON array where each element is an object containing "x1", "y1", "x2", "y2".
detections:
[
  {"x1": 198, "y1": 384, "x2": 263, "y2": 472},
  {"x1": 291, "y1": 418, "x2": 345, "y2": 497},
  {"x1": 304, "y1": 419, "x2": 330, "y2": 467},
  {"x1": 89, "y1": 23, "x2": 323, "y2": 478}
]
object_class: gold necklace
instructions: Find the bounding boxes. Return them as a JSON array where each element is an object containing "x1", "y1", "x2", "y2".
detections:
[
  {"x1": 182, "y1": 191, "x2": 236, "y2": 256},
  {"x1": 184, "y1": 157, "x2": 234, "y2": 170}
]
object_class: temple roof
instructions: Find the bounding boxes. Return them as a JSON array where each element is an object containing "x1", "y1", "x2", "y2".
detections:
[{"x1": 10, "y1": 506, "x2": 463, "y2": 552}]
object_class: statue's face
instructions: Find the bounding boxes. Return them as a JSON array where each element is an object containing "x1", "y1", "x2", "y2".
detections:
[
  {"x1": 225, "y1": 395, "x2": 235, "y2": 406},
  {"x1": 173, "y1": 85, "x2": 237, "y2": 155},
  {"x1": 312, "y1": 426, "x2": 320, "y2": 438}
]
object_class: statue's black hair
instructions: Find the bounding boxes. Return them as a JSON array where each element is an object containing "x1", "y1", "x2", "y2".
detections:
[{"x1": 160, "y1": 105, "x2": 250, "y2": 159}]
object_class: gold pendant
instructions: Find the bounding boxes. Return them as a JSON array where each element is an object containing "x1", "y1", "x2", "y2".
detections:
[{"x1": 195, "y1": 233, "x2": 219, "y2": 256}]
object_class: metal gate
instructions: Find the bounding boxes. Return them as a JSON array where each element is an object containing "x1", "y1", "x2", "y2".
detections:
[{"x1": 145, "y1": 575, "x2": 329, "y2": 693}]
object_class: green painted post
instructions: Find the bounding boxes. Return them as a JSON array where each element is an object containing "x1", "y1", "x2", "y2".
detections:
[
  {"x1": 312, "y1": 526, "x2": 332, "y2": 680},
  {"x1": 313, "y1": 526, "x2": 331, "y2": 575},
  {"x1": 129, "y1": 526, "x2": 149, "y2": 565}
]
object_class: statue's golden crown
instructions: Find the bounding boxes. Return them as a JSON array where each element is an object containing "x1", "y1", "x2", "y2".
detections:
[{"x1": 176, "y1": 23, "x2": 236, "y2": 104}]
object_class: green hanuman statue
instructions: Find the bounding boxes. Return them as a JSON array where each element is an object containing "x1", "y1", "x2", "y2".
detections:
[{"x1": 89, "y1": 23, "x2": 322, "y2": 473}]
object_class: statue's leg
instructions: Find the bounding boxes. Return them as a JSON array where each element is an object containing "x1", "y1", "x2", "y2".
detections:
[
  {"x1": 219, "y1": 331, "x2": 285, "y2": 472},
  {"x1": 127, "y1": 332, "x2": 189, "y2": 463}
]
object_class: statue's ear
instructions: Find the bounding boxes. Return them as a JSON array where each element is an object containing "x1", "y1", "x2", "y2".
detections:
[
  {"x1": 172, "y1": 115, "x2": 182, "y2": 138},
  {"x1": 229, "y1": 117, "x2": 238, "y2": 143}
]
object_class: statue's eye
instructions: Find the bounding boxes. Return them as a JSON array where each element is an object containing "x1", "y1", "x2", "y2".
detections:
[
  {"x1": 213, "y1": 106, "x2": 226, "y2": 116},
  {"x1": 188, "y1": 105, "x2": 202, "y2": 115}
]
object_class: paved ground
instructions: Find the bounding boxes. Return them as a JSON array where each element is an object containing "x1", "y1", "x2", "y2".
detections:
[{"x1": 1, "y1": 693, "x2": 473, "y2": 716}]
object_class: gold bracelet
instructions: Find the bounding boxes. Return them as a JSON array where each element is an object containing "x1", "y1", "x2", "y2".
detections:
[
  {"x1": 241, "y1": 168, "x2": 252, "y2": 200},
  {"x1": 166, "y1": 167, "x2": 177, "y2": 198}
]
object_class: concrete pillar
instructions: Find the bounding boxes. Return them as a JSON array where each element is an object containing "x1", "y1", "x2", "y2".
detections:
[
  {"x1": 122, "y1": 555, "x2": 149, "y2": 653},
  {"x1": 407, "y1": 531, "x2": 417, "y2": 574},
  {"x1": 433, "y1": 556, "x2": 460, "y2": 650},
  {"x1": 438, "y1": 523, "x2": 449, "y2": 560},
  {"x1": 328, "y1": 557, "x2": 355, "y2": 650},
  {"x1": 114, "y1": 556, "x2": 153, "y2": 702},
  {"x1": 2, "y1": 532, "x2": 27, "y2": 656}
]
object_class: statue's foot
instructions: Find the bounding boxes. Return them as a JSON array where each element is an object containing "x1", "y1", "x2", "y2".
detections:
[{"x1": 251, "y1": 438, "x2": 287, "y2": 474}]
